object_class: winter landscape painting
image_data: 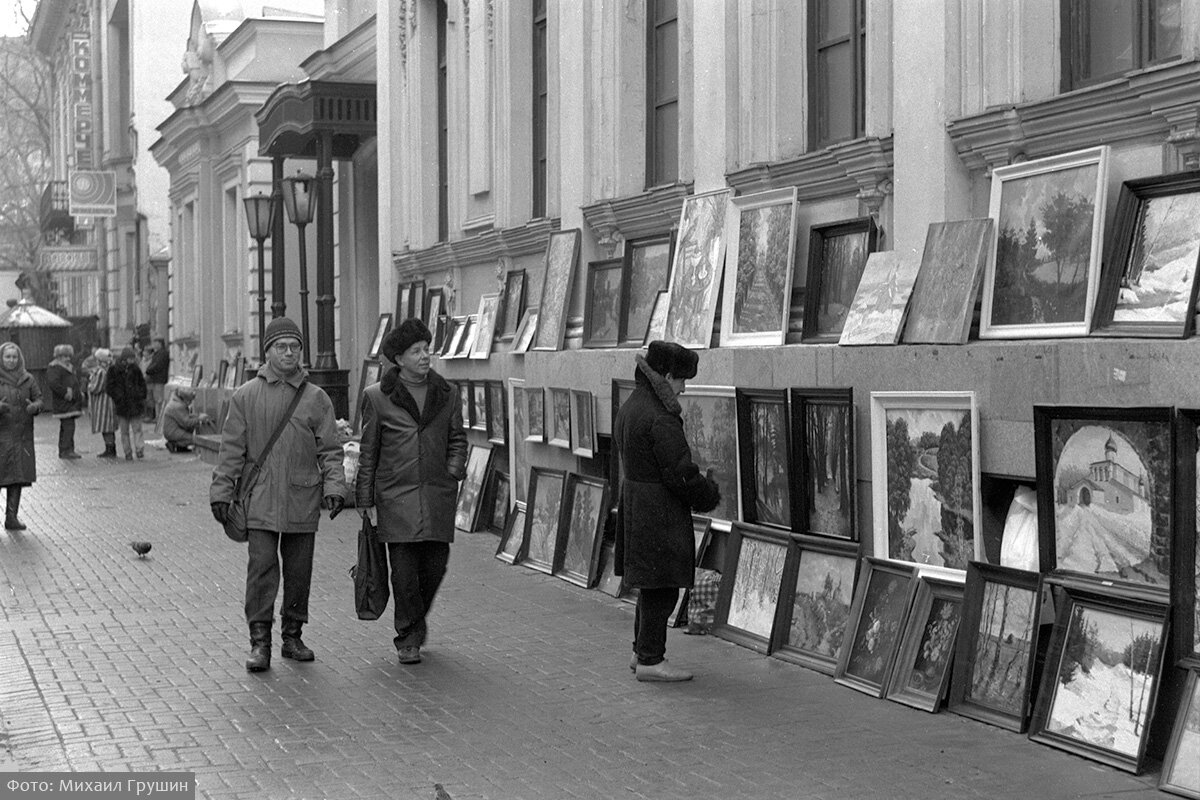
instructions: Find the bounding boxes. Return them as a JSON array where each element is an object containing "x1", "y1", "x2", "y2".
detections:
[
  {"x1": 679, "y1": 387, "x2": 740, "y2": 525},
  {"x1": 837, "y1": 559, "x2": 915, "y2": 697},
  {"x1": 1160, "y1": 669, "x2": 1200, "y2": 797},
  {"x1": 774, "y1": 541, "x2": 858, "y2": 674},
  {"x1": 839, "y1": 251, "x2": 922, "y2": 346},
  {"x1": 719, "y1": 528, "x2": 788, "y2": 650}
]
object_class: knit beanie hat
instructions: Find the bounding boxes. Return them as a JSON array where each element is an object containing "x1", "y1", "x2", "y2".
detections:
[
  {"x1": 263, "y1": 316, "x2": 303, "y2": 352},
  {"x1": 381, "y1": 318, "x2": 432, "y2": 361},
  {"x1": 644, "y1": 340, "x2": 699, "y2": 379}
]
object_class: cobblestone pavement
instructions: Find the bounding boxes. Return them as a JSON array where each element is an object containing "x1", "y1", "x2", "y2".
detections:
[{"x1": 0, "y1": 417, "x2": 1171, "y2": 799}]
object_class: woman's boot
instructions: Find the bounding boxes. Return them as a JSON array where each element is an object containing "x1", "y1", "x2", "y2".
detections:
[
  {"x1": 97, "y1": 432, "x2": 117, "y2": 459},
  {"x1": 5, "y1": 486, "x2": 25, "y2": 530}
]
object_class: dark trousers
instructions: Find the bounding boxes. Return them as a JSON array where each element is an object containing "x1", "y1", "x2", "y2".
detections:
[
  {"x1": 58, "y1": 417, "x2": 76, "y2": 455},
  {"x1": 245, "y1": 530, "x2": 315, "y2": 626},
  {"x1": 387, "y1": 541, "x2": 450, "y2": 649},
  {"x1": 633, "y1": 587, "x2": 679, "y2": 666}
]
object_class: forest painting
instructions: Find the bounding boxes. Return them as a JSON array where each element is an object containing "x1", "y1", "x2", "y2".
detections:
[
  {"x1": 584, "y1": 259, "x2": 622, "y2": 348},
  {"x1": 723, "y1": 533, "x2": 787, "y2": 643},
  {"x1": 1161, "y1": 670, "x2": 1200, "y2": 796},
  {"x1": 522, "y1": 470, "x2": 565, "y2": 574},
  {"x1": 549, "y1": 388, "x2": 571, "y2": 449},
  {"x1": 664, "y1": 189, "x2": 732, "y2": 348},
  {"x1": 738, "y1": 392, "x2": 791, "y2": 529},
  {"x1": 622, "y1": 235, "x2": 673, "y2": 345},
  {"x1": 780, "y1": 548, "x2": 857, "y2": 672},
  {"x1": 679, "y1": 389, "x2": 739, "y2": 524},
  {"x1": 555, "y1": 478, "x2": 607, "y2": 588},
  {"x1": 803, "y1": 219, "x2": 877, "y2": 342},
  {"x1": 721, "y1": 188, "x2": 796, "y2": 346},
  {"x1": 526, "y1": 388, "x2": 545, "y2": 442},
  {"x1": 964, "y1": 581, "x2": 1038, "y2": 716},
  {"x1": 803, "y1": 397, "x2": 855, "y2": 539},
  {"x1": 839, "y1": 251, "x2": 922, "y2": 346}
]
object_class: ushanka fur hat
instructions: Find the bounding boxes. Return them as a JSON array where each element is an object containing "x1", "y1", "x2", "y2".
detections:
[
  {"x1": 381, "y1": 317, "x2": 433, "y2": 361},
  {"x1": 644, "y1": 340, "x2": 699, "y2": 380}
]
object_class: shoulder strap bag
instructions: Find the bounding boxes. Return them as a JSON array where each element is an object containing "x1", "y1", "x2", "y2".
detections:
[{"x1": 223, "y1": 381, "x2": 308, "y2": 542}]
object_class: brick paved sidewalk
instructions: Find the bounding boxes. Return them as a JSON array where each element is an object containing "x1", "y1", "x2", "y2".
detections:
[{"x1": 0, "y1": 417, "x2": 1168, "y2": 799}]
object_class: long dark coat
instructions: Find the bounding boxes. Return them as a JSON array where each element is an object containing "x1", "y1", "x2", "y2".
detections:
[
  {"x1": 0, "y1": 348, "x2": 43, "y2": 487},
  {"x1": 106, "y1": 359, "x2": 147, "y2": 419},
  {"x1": 614, "y1": 357, "x2": 720, "y2": 589},
  {"x1": 45, "y1": 359, "x2": 83, "y2": 417},
  {"x1": 355, "y1": 368, "x2": 468, "y2": 544}
]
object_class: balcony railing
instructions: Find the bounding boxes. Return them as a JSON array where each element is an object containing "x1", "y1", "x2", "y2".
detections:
[{"x1": 39, "y1": 181, "x2": 73, "y2": 236}]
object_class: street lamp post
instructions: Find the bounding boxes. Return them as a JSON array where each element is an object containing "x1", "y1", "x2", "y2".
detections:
[
  {"x1": 242, "y1": 191, "x2": 275, "y2": 362},
  {"x1": 280, "y1": 171, "x2": 316, "y2": 368}
]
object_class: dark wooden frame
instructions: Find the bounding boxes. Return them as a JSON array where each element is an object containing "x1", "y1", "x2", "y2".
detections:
[
  {"x1": 609, "y1": 378, "x2": 636, "y2": 495},
  {"x1": 1093, "y1": 170, "x2": 1200, "y2": 338},
  {"x1": 440, "y1": 315, "x2": 464, "y2": 357},
  {"x1": 547, "y1": 387, "x2": 572, "y2": 450},
  {"x1": 458, "y1": 382, "x2": 471, "y2": 429},
  {"x1": 736, "y1": 388, "x2": 794, "y2": 531},
  {"x1": 712, "y1": 523, "x2": 791, "y2": 654},
  {"x1": 470, "y1": 381, "x2": 488, "y2": 433},
  {"x1": 570, "y1": 388, "x2": 595, "y2": 459},
  {"x1": 425, "y1": 288, "x2": 445, "y2": 350},
  {"x1": 454, "y1": 444, "x2": 494, "y2": 533},
  {"x1": 410, "y1": 280, "x2": 426, "y2": 322},
  {"x1": 833, "y1": 557, "x2": 918, "y2": 698},
  {"x1": 532, "y1": 228, "x2": 582, "y2": 351},
  {"x1": 947, "y1": 562, "x2": 1043, "y2": 732},
  {"x1": 1176, "y1": 409, "x2": 1200, "y2": 667},
  {"x1": 396, "y1": 282, "x2": 412, "y2": 321},
  {"x1": 525, "y1": 386, "x2": 546, "y2": 443},
  {"x1": 1029, "y1": 580, "x2": 1170, "y2": 774},
  {"x1": 552, "y1": 474, "x2": 610, "y2": 588},
  {"x1": 619, "y1": 232, "x2": 675, "y2": 347},
  {"x1": 662, "y1": 188, "x2": 733, "y2": 348},
  {"x1": 498, "y1": 269, "x2": 527, "y2": 342},
  {"x1": 353, "y1": 358, "x2": 382, "y2": 435},
  {"x1": 582, "y1": 258, "x2": 624, "y2": 348},
  {"x1": 367, "y1": 313, "x2": 393, "y2": 359},
  {"x1": 479, "y1": 466, "x2": 510, "y2": 536},
  {"x1": 770, "y1": 534, "x2": 860, "y2": 674},
  {"x1": 884, "y1": 575, "x2": 965, "y2": 713},
  {"x1": 511, "y1": 309, "x2": 538, "y2": 353},
  {"x1": 519, "y1": 467, "x2": 568, "y2": 575},
  {"x1": 801, "y1": 216, "x2": 879, "y2": 343},
  {"x1": 485, "y1": 380, "x2": 507, "y2": 446},
  {"x1": 789, "y1": 387, "x2": 856, "y2": 541},
  {"x1": 495, "y1": 502, "x2": 526, "y2": 564},
  {"x1": 1159, "y1": 666, "x2": 1200, "y2": 798}
]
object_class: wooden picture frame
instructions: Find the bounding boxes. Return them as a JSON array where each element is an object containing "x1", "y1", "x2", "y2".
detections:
[
  {"x1": 498, "y1": 269, "x2": 527, "y2": 342},
  {"x1": 396, "y1": 282, "x2": 412, "y2": 321},
  {"x1": 485, "y1": 380, "x2": 507, "y2": 446},
  {"x1": 582, "y1": 258, "x2": 623, "y2": 348},
  {"x1": 712, "y1": 523, "x2": 790, "y2": 654},
  {"x1": 220, "y1": 358, "x2": 236, "y2": 390},
  {"x1": 720, "y1": 186, "x2": 797, "y2": 347},
  {"x1": 736, "y1": 388, "x2": 793, "y2": 531},
  {"x1": 367, "y1": 313, "x2": 393, "y2": 359},
  {"x1": 679, "y1": 385, "x2": 741, "y2": 528},
  {"x1": 802, "y1": 216, "x2": 879, "y2": 343},
  {"x1": 620, "y1": 232, "x2": 674, "y2": 347},
  {"x1": 480, "y1": 467, "x2": 510, "y2": 536},
  {"x1": 569, "y1": 389, "x2": 595, "y2": 459},
  {"x1": 902, "y1": 219, "x2": 994, "y2": 345},
  {"x1": 1029, "y1": 582, "x2": 1169, "y2": 774},
  {"x1": 838, "y1": 250, "x2": 922, "y2": 346},
  {"x1": 609, "y1": 378, "x2": 636, "y2": 493},
  {"x1": 1175, "y1": 408, "x2": 1200, "y2": 665},
  {"x1": 947, "y1": 562, "x2": 1043, "y2": 733},
  {"x1": 1033, "y1": 404, "x2": 1173, "y2": 595},
  {"x1": 547, "y1": 387, "x2": 572, "y2": 450},
  {"x1": 508, "y1": 378, "x2": 529, "y2": 504},
  {"x1": 663, "y1": 188, "x2": 733, "y2": 348},
  {"x1": 981, "y1": 146, "x2": 1110, "y2": 339},
  {"x1": 410, "y1": 280, "x2": 426, "y2": 322},
  {"x1": 519, "y1": 467, "x2": 567, "y2": 574},
  {"x1": 870, "y1": 391, "x2": 982, "y2": 577},
  {"x1": 453, "y1": 315, "x2": 477, "y2": 359},
  {"x1": 643, "y1": 290, "x2": 670, "y2": 345},
  {"x1": 553, "y1": 474, "x2": 610, "y2": 588},
  {"x1": 532, "y1": 229, "x2": 582, "y2": 351},
  {"x1": 790, "y1": 388, "x2": 856, "y2": 541},
  {"x1": 442, "y1": 315, "x2": 467, "y2": 358},
  {"x1": 425, "y1": 288, "x2": 445, "y2": 351},
  {"x1": 470, "y1": 293, "x2": 500, "y2": 360},
  {"x1": 525, "y1": 386, "x2": 546, "y2": 443},
  {"x1": 770, "y1": 534, "x2": 860, "y2": 674},
  {"x1": 833, "y1": 557, "x2": 918, "y2": 698},
  {"x1": 511, "y1": 309, "x2": 538, "y2": 353},
  {"x1": 884, "y1": 575, "x2": 965, "y2": 712},
  {"x1": 470, "y1": 381, "x2": 488, "y2": 432},
  {"x1": 353, "y1": 358, "x2": 383, "y2": 435},
  {"x1": 458, "y1": 382, "x2": 471, "y2": 429},
  {"x1": 495, "y1": 502, "x2": 527, "y2": 564},
  {"x1": 1160, "y1": 666, "x2": 1200, "y2": 798},
  {"x1": 1093, "y1": 170, "x2": 1200, "y2": 338},
  {"x1": 454, "y1": 444, "x2": 494, "y2": 532}
]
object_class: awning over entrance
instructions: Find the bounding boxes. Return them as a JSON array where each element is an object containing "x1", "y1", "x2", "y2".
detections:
[{"x1": 254, "y1": 80, "x2": 376, "y2": 159}]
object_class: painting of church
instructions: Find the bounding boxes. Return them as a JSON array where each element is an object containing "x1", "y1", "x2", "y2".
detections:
[{"x1": 1056, "y1": 434, "x2": 1147, "y2": 513}]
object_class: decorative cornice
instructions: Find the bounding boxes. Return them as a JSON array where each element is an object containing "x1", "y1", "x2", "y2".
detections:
[
  {"x1": 391, "y1": 218, "x2": 560, "y2": 277},
  {"x1": 725, "y1": 136, "x2": 895, "y2": 204},
  {"x1": 579, "y1": 183, "x2": 693, "y2": 259}
]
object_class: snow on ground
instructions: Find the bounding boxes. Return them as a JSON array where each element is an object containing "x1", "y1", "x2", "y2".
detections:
[
  {"x1": 1056, "y1": 503, "x2": 1151, "y2": 576},
  {"x1": 1046, "y1": 659, "x2": 1153, "y2": 757}
]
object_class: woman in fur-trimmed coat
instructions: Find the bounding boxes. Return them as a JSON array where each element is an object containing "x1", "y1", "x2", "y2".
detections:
[
  {"x1": 614, "y1": 341, "x2": 720, "y2": 682},
  {"x1": 0, "y1": 342, "x2": 43, "y2": 529}
]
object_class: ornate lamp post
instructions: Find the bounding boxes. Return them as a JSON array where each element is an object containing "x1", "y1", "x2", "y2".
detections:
[
  {"x1": 242, "y1": 191, "x2": 275, "y2": 361},
  {"x1": 280, "y1": 171, "x2": 316, "y2": 368}
]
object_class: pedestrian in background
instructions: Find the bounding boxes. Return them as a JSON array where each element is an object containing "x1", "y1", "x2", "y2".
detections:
[
  {"x1": 143, "y1": 338, "x2": 170, "y2": 422},
  {"x1": 613, "y1": 341, "x2": 720, "y2": 682},
  {"x1": 162, "y1": 387, "x2": 210, "y2": 453},
  {"x1": 88, "y1": 348, "x2": 117, "y2": 459},
  {"x1": 0, "y1": 342, "x2": 43, "y2": 530},
  {"x1": 45, "y1": 343, "x2": 83, "y2": 459},
  {"x1": 210, "y1": 317, "x2": 346, "y2": 673},
  {"x1": 355, "y1": 318, "x2": 467, "y2": 665},
  {"x1": 106, "y1": 347, "x2": 147, "y2": 460}
]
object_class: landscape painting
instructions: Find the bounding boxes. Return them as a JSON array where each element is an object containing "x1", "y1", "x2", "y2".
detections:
[
  {"x1": 664, "y1": 189, "x2": 732, "y2": 348},
  {"x1": 521, "y1": 469, "x2": 565, "y2": 574},
  {"x1": 499, "y1": 270, "x2": 526, "y2": 341},
  {"x1": 509, "y1": 379, "x2": 529, "y2": 504},
  {"x1": 472, "y1": 382, "x2": 488, "y2": 431},
  {"x1": 737, "y1": 390, "x2": 791, "y2": 530},
  {"x1": 454, "y1": 445, "x2": 493, "y2": 532},
  {"x1": 470, "y1": 293, "x2": 499, "y2": 359},
  {"x1": 621, "y1": 234, "x2": 673, "y2": 346},
  {"x1": 570, "y1": 389, "x2": 595, "y2": 459},
  {"x1": 486, "y1": 381, "x2": 506, "y2": 445},
  {"x1": 533, "y1": 229, "x2": 581, "y2": 351},
  {"x1": 836, "y1": 559, "x2": 916, "y2": 697},
  {"x1": 554, "y1": 476, "x2": 608, "y2": 588},
  {"x1": 526, "y1": 387, "x2": 545, "y2": 442},
  {"x1": 583, "y1": 258, "x2": 623, "y2": 348},
  {"x1": 548, "y1": 387, "x2": 571, "y2": 449},
  {"x1": 716, "y1": 526, "x2": 788, "y2": 652},
  {"x1": 1160, "y1": 669, "x2": 1200, "y2": 797},
  {"x1": 902, "y1": 219, "x2": 993, "y2": 344},
  {"x1": 794, "y1": 390, "x2": 855, "y2": 540},
  {"x1": 678, "y1": 387, "x2": 740, "y2": 525},
  {"x1": 839, "y1": 251, "x2": 922, "y2": 346},
  {"x1": 720, "y1": 187, "x2": 797, "y2": 347},
  {"x1": 773, "y1": 539, "x2": 858, "y2": 674}
]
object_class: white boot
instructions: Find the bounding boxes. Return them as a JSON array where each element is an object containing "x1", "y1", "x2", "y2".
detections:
[{"x1": 635, "y1": 659, "x2": 693, "y2": 682}]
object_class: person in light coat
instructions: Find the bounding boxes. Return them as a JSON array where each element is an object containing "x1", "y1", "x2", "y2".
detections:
[{"x1": 210, "y1": 317, "x2": 346, "y2": 672}]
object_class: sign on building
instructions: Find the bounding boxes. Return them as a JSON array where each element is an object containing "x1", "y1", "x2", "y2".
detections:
[{"x1": 68, "y1": 170, "x2": 117, "y2": 218}]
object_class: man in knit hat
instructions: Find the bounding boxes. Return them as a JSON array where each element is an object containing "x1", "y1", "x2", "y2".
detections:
[
  {"x1": 355, "y1": 317, "x2": 467, "y2": 665},
  {"x1": 210, "y1": 316, "x2": 347, "y2": 672}
]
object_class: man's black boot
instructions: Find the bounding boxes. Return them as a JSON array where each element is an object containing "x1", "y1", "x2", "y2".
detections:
[
  {"x1": 280, "y1": 618, "x2": 314, "y2": 661},
  {"x1": 246, "y1": 622, "x2": 272, "y2": 672}
]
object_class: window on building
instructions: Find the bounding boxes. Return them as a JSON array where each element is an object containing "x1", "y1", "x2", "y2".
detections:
[
  {"x1": 808, "y1": 0, "x2": 865, "y2": 149},
  {"x1": 532, "y1": 0, "x2": 548, "y2": 219},
  {"x1": 437, "y1": 0, "x2": 449, "y2": 241},
  {"x1": 646, "y1": 0, "x2": 679, "y2": 187},
  {"x1": 1062, "y1": 0, "x2": 1182, "y2": 90}
]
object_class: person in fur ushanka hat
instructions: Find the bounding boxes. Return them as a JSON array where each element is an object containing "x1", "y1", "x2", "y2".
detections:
[{"x1": 613, "y1": 340, "x2": 720, "y2": 682}]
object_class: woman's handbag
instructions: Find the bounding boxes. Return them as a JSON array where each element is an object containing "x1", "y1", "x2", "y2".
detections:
[
  {"x1": 222, "y1": 382, "x2": 308, "y2": 542},
  {"x1": 351, "y1": 516, "x2": 390, "y2": 620}
]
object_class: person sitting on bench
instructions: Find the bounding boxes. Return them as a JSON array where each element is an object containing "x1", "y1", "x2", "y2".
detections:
[{"x1": 162, "y1": 387, "x2": 211, "y2": 452}]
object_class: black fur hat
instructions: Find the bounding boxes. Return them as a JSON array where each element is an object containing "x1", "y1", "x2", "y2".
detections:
[
  {"x1": 381, "y1": 317, "x2": 433, "y2": 361},
  {"x1": 644, "y1": 340, "x2": 699, "y2": 380}
]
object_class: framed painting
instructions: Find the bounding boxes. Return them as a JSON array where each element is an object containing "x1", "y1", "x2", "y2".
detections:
[
  {"x1": 720, "y1": 187, "x2": 797, "y2": 347},
  {"x1": 508, "y1": 378, "x2": 529, "y2": 504},
  {"x1": 454, "y1": 314, "x2": 478, "y2": 359},
  {"x1": 644, "y1": 290, "x2": 670, "y2": 344},
  {"x1": 1033, "y1": 405, "x2": 1172, "y2": 594},
  {"x1": 217, "y1": 359, "x2": 229, "y2": 388},
  {"x1": 620, "y1": 232, "x2": 674, "y2": 347},
  {"x1": 679, "y1": 385, "x2": 741, "y2": 527},
  {"x1": 1093, "y1": 170, "x2": 1200, "y2": 338},
  {"x1": 190, "y1": 364, "x2": 203, "y2": 388},
  {"x1": 663, "y1": 188, "x2": 733, "y2": 348},
  {"x1": 458, "y1": 382, "x2": 471, "y2": 429},
  {"x1": 525, "y1": 387, "x2": 546, "y2": 443},
  {"x1": 770, "y1": 534, "x2": 860, "y2": 674},
  {"x1": 833, "y1": 557, "x2": 918, "y2": 698},
  {"x1": 498, "y1": 269, "x2": 526, "y2": 342},
  {"x1": 441, "y1": 316, "x2": 464, "y2": 357},
  {"x1": 511, "y1": 309, "x2": 538, "y2": 353},
  {"x1": 519, "y1": 467, "x2": 567, "y2": 575},
  {"x1": 454, "y1": 444, "x2": 494, "y2": 532},
  {"x1": 570, "y1": 389, "x2": 595, "y2": 459},
  {"x1": 668, "y1": 516, "x2": 715, "y2": 628},
  {"x1": 596, "y1": 539, "x2": 634, "y2": 602},
  {"x1": 1160, "y1": 666, "x2": 1200, "y2": 798},
  {"x1": 411, "y1": 280, "x2": 426, "y2": 320},
  {"x1": 981, "y1": 146, "x2": 1110, "y2": 339},
  {"x1": 884, "y1": 575, "x2": 965, "y2": 713},
  {"x1": 235, "y1": 356, "x2": 248, "y2": 385},
  {"x1": 712, "y1": 523, "x2": 790, "y2": 654},
  {"x1": 902, "y1": 219, "x2": 994, "y2": 345},
  {"x1": 480, "y1": 467, "x2": 510, "y2": 536},
  {"x1": 396, "y1": 282, "x2": 412, "y2": 321},
  {"x1": 485, "y1": 380, "x2": 507, "y2": 446},
  {"x1": 609, "y1": 378, "x2": 636, "y2": 493},
  {"x1": 221, "y1": 357, "x2": 239, "y2": 390},
  {"x1": 838, "y1": 250, "x2": 922, "y2": 346},
  {"x1": 532, "y1": 229, "x2": 582, "y2": 351},
  {"x1": 870, "y1": 391, "x2": 982, "y2": 576},
  {"x1": 736, "y1": 388, "x2": 793, "y2": 531},
  {"x1": 367, "y1": 313, "x2": 393, "y2": 359},
  {"x1": 353, "y1": 358, "x2": 383, "y2": 435},
  {"x1": 801, "y1": 216, "x2": 879, "y2": 343},
  {"x1": 553, "y1": 474, "x2": 610, "y2": 588},
  {"x1": 425, "y1": 288, "x2": 445, "y2": 350},
  {"x1": 547, "y1": 387, "x2": 572, "y2": 449},
  {"x1": 1029, "y1": 583, "x2": 1169, "y2": 774},
  {"x1": 470, "y1": 293, "x2": 500, "y2": 360},
  {"x1": 1174, "y1": 408, "x2": 1200, "y2": 664},
  {"x1": 582, "y1": 258, "x2": 623, "y2": 348},
  {"x1": 495, "y1": 502, "x2": 527, "y2": 564},
  {"x1": 790, "y1": 388, "x2": 856, "y2": 540},
  {"x1": 947, "y1": 562, "x2": 1043, "y2": 733},
  {"x1": 467, "y1": 382, "x2": 485, "y2": 433}
]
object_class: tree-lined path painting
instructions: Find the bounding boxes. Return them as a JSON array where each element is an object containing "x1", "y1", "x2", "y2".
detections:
[{"x1": 965, "y1": 581, "x2": 1038, "y2": 714}]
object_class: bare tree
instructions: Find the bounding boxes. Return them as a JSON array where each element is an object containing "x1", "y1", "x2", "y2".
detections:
[{"x1": 0, "y1": 30, "x2": 53, "y2": 276}]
